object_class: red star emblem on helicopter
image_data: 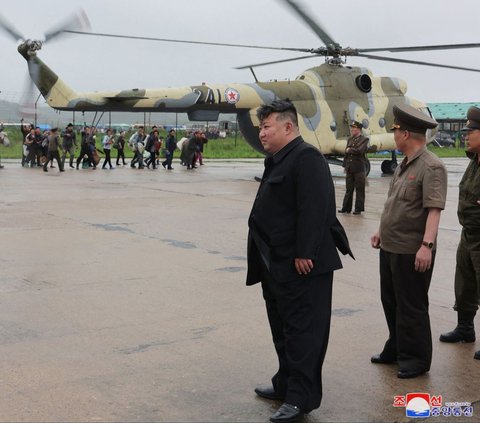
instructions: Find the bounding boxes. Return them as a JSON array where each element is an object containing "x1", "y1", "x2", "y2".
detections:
[{"x1": 225, "y1": 88, "x2": 240, "y2": 104}]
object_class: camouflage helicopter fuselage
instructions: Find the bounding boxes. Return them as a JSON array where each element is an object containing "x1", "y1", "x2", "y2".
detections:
[{"x1": 18, "y1": 41, "x2": 430, "y2": 162}]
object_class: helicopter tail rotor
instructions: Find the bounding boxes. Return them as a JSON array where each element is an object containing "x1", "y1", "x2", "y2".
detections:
[
  {"x1": 0, "y1": 13, "x2": 25, "y2": 42},
  {"x1": 1, "y1": 10, "x2": 90, "y2": 122}
]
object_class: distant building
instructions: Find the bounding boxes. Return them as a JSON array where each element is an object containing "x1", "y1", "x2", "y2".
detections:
[{"x1": 428, "y1": 102, "x2": 480, "y2": 134}]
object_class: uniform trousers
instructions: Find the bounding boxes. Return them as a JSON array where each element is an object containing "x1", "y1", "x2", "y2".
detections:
[
  {"x1": 453, "y1": 230, "x2": 480, "y2": 313},
  {"x1": 260, "y1": 262, "x2": 333, "y2": 413},
  {"x1": 62, "y1": 146, "x2": 75, "y2": 167},
  {"x1": 379, "y1": 249, "x2": 435, "y2": 372},
  {"x1": 44, "y1": 150, "x2": 63, "y2": 171},
  {"x1": 342, "y1": 171, "x2": 365, "y2": 212}
]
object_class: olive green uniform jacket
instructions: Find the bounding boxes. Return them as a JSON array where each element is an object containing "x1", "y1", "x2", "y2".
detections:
[{"x1": 454, "y1": 152, "x2": 480, "y2": 312}]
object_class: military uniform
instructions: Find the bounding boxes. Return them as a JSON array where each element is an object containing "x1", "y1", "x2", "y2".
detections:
[
  {"x1": 374, "y1": 104, "x2": 447, "y2": 377},
  {"x1": 43, "y1": 129, "x2": 65, "y2": 172},
  {"x1": 440, "y1": 106, "x2": 480, "y2": 359},
  {"x1": 340, "y1": 121, "x2": 369, "y2": 214},
  {"x1": 455, "y1": 153, "x2": 480, "y2": 313}
]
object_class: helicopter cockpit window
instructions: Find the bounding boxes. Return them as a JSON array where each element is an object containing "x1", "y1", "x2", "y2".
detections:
[
  {"x1": 378, "y1": 118, "x2": 386, "y2": 128},
  {"x1": 330, "y1": 121, "x2": 337, "y2": 132},
  {"x1": 362, "y1": 119, "x2": 369, "y2": 129}
]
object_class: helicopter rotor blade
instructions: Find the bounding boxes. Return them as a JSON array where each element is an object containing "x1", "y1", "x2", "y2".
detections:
[
  {"x1": 19, "y1": 72, "x2": 39, "y2": 123},
  {"x1": 357, "y1": 53, "x2": 480, "y2": 73},
  {"x1": 280, "y1": 0, "x2": 340, "y2": 49},
  {"x1": 235, "y1": 54, "x2": 323, "y2": 70},
  {"x1": 44, "y1": 9, "x2": 90, "y2": 43},
  {"x1": 358, "y1": 43, "x2": 480, "y2": 53},
  {"x1": 0, "y1": 13, "x2": 25, "y2": 42},
  {"x1": 62, "y1": 29, "x2": 315, "y2": 53}
]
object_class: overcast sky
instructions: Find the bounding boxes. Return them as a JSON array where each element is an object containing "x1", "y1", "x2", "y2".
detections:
[{"x1": 1, "y1": 0, "x2": 479, "y2": 109}]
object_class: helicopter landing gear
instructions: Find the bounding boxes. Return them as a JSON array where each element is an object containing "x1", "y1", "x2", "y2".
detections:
[
  {"x1": 364, "y1": 158, "x2": 371, "y2": 176},
  {"x1": 381, "y1": 150, "x2": 398, "y2": 175}
]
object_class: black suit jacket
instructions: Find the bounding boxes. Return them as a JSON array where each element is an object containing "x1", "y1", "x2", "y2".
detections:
[{"x1": 246, "y1": 137, "x2": 343, "y2": 285}]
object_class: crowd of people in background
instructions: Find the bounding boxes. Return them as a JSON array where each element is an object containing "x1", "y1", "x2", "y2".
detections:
[{"x1": 15, "y1": 121, "x2": 208, "y2": 173}]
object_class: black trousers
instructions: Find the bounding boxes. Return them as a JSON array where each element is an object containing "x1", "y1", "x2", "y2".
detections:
[
  {"x1": 116, "y1": 149, "x2": 126, "y2": 165},
  {"x1": 145, "y1": 151, "x2": 157, "y2": 168},
  {"x1": 102, "y1": 149, "x2": 113, "y2": 168},
  {"x1": 260, "y1": 263, "x2": 333, "y2": 413},
  {"x1": 131, "y1": 150, "x2": 144, "y2": 168},
  {"x1": 379, "y1": 249, "x2": 435, "y2": 372},
  {"x1": 162, "y1": 151, "x2": 174, "y2": 169},
  {"x1": 76, "y1": 145, "x2": 95, "y2": 168},
  {"x1": 342, "y1": 171, "x2": 365, "y2": 212}
]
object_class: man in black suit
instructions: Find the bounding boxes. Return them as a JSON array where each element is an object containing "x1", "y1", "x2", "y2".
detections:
[{"x1": 247, "y1": 100, "x2": 343, "y2": 423}]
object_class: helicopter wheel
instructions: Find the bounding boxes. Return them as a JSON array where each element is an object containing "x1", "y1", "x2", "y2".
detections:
[
  {"x1": 381, "y1": 159, "x2": 397, "y2": 174},
  {"x1": 364, "y1": 159, "x2": 371, "y2": 176}
]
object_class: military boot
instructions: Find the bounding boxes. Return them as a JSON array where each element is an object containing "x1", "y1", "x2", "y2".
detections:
[
  {"x1": 439, "y1": 311, "x2": 476, "y2": 343},
  {"x1": 474, "y1": 350, "x2": 480, "y2": 360}
]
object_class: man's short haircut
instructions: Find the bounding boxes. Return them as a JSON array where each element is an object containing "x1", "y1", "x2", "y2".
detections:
[
  {"x1": 409, "y1": 131, "x2": 426, "y2": 142},
  {"x1": 256, "y1": 99, "x2": 298, "y2": 127}
]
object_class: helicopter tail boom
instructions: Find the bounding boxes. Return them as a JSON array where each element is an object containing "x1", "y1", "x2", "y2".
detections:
[{"x1": 18, "y1": 40, "x2": 78, "y2": 109}]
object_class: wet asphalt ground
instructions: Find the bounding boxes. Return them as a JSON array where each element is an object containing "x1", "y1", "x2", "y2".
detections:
[{"x1": 0, "y1": 157, "x2": 478, "y2": 422}]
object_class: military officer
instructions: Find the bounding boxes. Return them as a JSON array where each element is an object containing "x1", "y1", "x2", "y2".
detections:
[
  {"x1": 440, "y1": 106, "x2": 480, "y2": 360},
  {"x1": 338, "y1": 121, "x2": 369, "y2": 215},
  {"x1": 370, "y1": 103, "x2": 448, "y2": 378}
]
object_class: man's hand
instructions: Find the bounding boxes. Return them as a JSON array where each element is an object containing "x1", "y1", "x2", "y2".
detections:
[
  {"x1": 371, "y1": 232, "x2": 381, "y2": 249},
  {"x1": 295, "y1": 258, "x2": 314, "y2": 275},
  {"x1": 415, "y1": 246, "x2": 432, "y2": 273}
]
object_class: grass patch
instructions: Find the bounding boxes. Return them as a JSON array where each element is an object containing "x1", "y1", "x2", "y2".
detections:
[
  {"x1": 368, "y1": 145, "x2": 467, "y2": 160},
  {"x1": 0, "y1": 126, "x2": 467, "y2": 160},
  {"x1": 0, "y1": 128, "x2": 263, "y2": 160}
]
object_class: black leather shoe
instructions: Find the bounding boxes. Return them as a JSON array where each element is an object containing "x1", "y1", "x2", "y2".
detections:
[
  {"x1": 270, "y1": 403, "x2": 303, "y2": 423},
  {"x1": 254, "y1": 386, "x2": 284, "y2": 401},
  {"x1": 353, "y1": 211, "x2": 362, "y2": 215},
  {"x1": 474, "y1": 350, "x2": 480, "y2": 360},
  {"x1": 439, "y1": 327, "x2": 475, "y2": 343},
  {"x1": 371, "y1": 354, "x2": 396, "y2": 364},
  {"x1": 338, "y1": 209, "x2": 350, "y2": 214},
  {"x1": 397, "y1": 369, "x2": 428, "y2": 379}
]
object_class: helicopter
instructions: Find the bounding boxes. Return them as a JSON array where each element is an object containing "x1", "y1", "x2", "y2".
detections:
[{"x1": 2, "y1": 0, "x2": 480, "y2": 174}]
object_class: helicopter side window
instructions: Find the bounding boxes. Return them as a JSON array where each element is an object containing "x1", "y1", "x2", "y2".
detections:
[
  {"x1": 330, "y1": 121, "x2": 337, "y2": 132},
  {"x1": 379, "y1": 118, "x2": 386, "y2": 128},
  {"x1": 362, "y1": 119, "x2": 369, "y2": 129}
]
